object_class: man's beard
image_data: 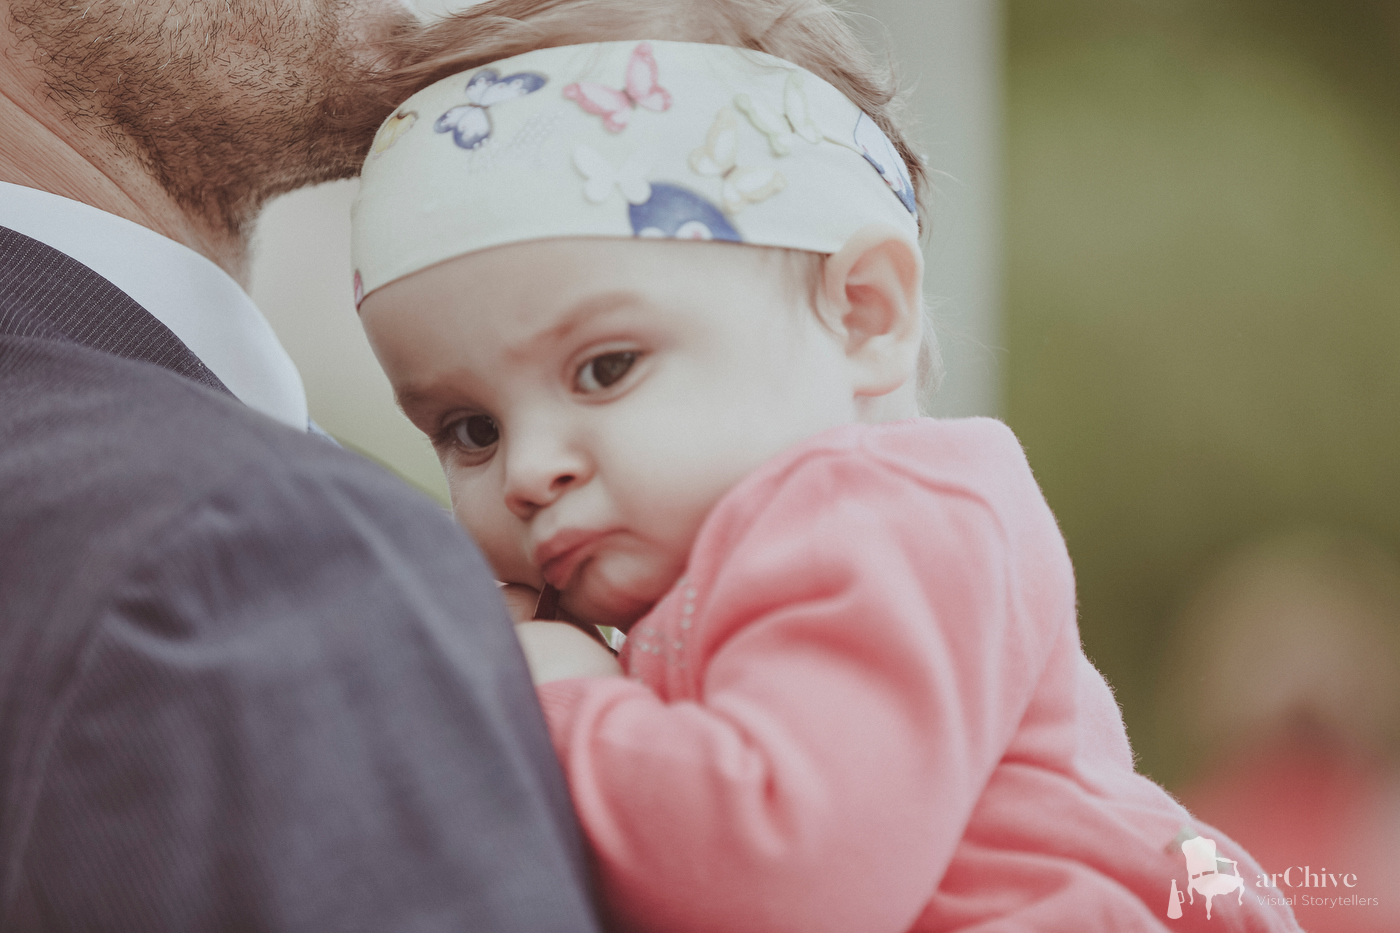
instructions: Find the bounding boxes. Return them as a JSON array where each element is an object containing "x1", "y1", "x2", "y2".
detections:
[{"x1": 10, "y1": 0, "x2": 408, "y2": 238}]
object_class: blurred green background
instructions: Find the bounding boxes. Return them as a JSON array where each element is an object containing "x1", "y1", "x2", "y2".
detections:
[{"x1": 1004, "y1": 0, "x2": 1400, "y2": 788}]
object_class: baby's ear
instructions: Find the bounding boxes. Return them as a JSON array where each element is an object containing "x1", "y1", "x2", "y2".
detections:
[{"x1": 816, "y1": 225, "x2": 924, "y2": 398}]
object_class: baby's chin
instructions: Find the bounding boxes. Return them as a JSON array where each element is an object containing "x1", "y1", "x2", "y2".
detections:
[
  {"x1": 560, "y1": 585, "x2": 658, "y2": 627},
  {"x1": 561, "y1": 552, "x2": 682, "y2": 631}
]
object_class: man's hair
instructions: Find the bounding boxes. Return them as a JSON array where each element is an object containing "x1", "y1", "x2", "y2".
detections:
[{"x1": 367, "y1": 0, "x2": 926, "y2": 227}]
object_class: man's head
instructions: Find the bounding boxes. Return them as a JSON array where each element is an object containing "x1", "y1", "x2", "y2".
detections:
[{"x1": 5, "y1": 0, "x2": 415, "y2": 239}]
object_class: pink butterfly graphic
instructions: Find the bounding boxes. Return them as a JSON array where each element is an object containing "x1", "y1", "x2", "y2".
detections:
[{"x1": 563, "y1": 42, "x2": 672, "y2": 132}]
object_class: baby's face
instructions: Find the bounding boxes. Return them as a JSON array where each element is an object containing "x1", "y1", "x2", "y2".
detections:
[{"x1": 360, "y1": 237, "x2": 859, "y2": 630}]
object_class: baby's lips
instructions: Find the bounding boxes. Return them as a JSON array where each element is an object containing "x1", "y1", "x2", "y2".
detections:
[
  {"x1": 534, "y1": 527, "x2": 611, "y2": 590},
  {"x1": 541, "y1": 548, "x2": 587, "y2": 591}
]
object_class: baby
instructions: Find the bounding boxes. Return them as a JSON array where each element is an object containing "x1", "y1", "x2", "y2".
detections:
[{"x1": 351, "y1": 2, "x2": 1299, "y2": 930}]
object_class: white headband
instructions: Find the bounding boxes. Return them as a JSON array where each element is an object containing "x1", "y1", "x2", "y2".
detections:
[{"x1": 350, "y1": 39, "x2": 919, "y2": 304}]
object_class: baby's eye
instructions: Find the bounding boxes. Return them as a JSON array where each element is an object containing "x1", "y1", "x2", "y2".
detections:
[
  {"x1": 575, "y1": 351, "x2": 638, "y2": 393},
  {"x1": 449, "y1": 413, "x2": 500, "y2": 451}
]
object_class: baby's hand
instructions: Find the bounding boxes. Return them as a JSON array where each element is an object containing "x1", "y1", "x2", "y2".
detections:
[
  {"x1": 498, "y1": 583, "x2": 622, "y2": 683},
  {"x1": 514, "y1": 621, "x2": 623, "y2": 684},
  {"x1": 498, "y1": 582, "x2": 543, "y2": 624}
]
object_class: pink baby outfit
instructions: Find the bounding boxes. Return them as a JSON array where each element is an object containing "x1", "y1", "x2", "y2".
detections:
[{"x1": 537, "y1": 418, "x2": 1299, "y2": 933}]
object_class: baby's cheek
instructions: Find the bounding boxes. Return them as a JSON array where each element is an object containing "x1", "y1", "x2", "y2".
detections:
[
  {"x1": 652, "y1": 463, "x2": 747, "y2": 543},
  {"x1": 452, "y1": 501, "x2": 532, "y2": 584}
]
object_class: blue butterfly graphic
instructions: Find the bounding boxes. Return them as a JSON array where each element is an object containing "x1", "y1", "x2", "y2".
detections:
[
  {"x1": 629, "y1": 184, "x2": 742, "y2": 243},
  {"x1": 435, "y1": 69, "x2": 548, "y2": 150}
]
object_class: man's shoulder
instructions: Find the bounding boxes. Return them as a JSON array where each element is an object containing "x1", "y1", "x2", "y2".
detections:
[
  {"x1": 1, "y1": 332, "x2": 415, "y2": 509},
  {"x1": 0, "y1": 334, "x2": 455, "y2": 630}
]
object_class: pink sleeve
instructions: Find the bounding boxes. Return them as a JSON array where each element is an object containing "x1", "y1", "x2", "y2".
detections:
[{"x1": 537, "y1": 431, "x2": 1067, "y2": 933}]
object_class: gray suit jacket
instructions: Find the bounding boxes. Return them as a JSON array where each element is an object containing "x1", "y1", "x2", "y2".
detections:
[{"x1": 0, "y1": 226, "x2": 600, "y2": 931}]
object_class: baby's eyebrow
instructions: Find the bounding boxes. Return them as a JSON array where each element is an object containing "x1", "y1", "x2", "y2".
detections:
[
  {"x1": 392, "y1": 291, "x2": 649, "y2": 421},
  {"x1": 507, "y1": 290, "x2": 645, "y2": 359},
  {"x1": 394, "y1": 385, "x2": 447, "y2": 423}
]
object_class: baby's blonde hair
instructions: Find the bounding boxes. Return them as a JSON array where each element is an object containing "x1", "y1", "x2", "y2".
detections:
[{"x1": 366, "y1": 0, "x2": 941, "y2": 404}]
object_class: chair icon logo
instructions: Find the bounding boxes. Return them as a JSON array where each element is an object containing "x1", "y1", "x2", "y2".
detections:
[{"x1": 1168, "y1": 834, "x2": 1244, "y2": 920}]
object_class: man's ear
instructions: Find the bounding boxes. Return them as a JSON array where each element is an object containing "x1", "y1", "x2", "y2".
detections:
[{"x1": 816, "y1": 225, "x2": 924, "y2": 397}]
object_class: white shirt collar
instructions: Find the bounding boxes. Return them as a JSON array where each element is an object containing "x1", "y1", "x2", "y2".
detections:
[{"x1": 0, "y1": 182, "x2": 308, "y2": 430}]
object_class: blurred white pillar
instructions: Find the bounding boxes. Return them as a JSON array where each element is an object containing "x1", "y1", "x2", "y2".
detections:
[
  {"x1": 248, "y1": 180, "x2": 457, "y2": 498},
  {"x1": 853, "y1": 0, "x2": 1003, "y2": 417}
]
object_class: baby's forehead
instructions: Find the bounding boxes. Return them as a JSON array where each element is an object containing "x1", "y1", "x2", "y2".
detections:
[
  {"x1": 457, "y1": 235, "x2": 810, "y2": 291},
  {"x1": 361, "y1": 236, "x2": 824, "y2": 389}
]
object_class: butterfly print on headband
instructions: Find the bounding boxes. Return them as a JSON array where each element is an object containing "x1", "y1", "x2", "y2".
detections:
[
  {"x1": 629, "y1": 183, "x2": 741, "y2": 243},
  {"x1": 734, "y1": 72, "x2": 823, "y2": 157},
  {"x1": 573, "y1": 145, "x2": 654, "y2": 205},
  {"x1": 563, "y1": 42, "x2": 672, "y2": 133},
  {"x1": 435, "y1": 69, "x2": 548, "y2": 150},
  {"x1": 853, "y1": 112, "x2": 917, "y2": 214},
  {"x1": 689, "y1": 107, "x2": 786, "y2": 215}
]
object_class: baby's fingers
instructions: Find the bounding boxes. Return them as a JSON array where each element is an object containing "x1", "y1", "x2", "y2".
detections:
[{"x1": 498, "y1": 582, "x2": 542, "y2": 624}]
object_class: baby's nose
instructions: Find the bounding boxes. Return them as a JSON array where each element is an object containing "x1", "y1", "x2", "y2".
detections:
[{"x1": 502, "y1": 433, "x2": 591, "y2": 520}]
